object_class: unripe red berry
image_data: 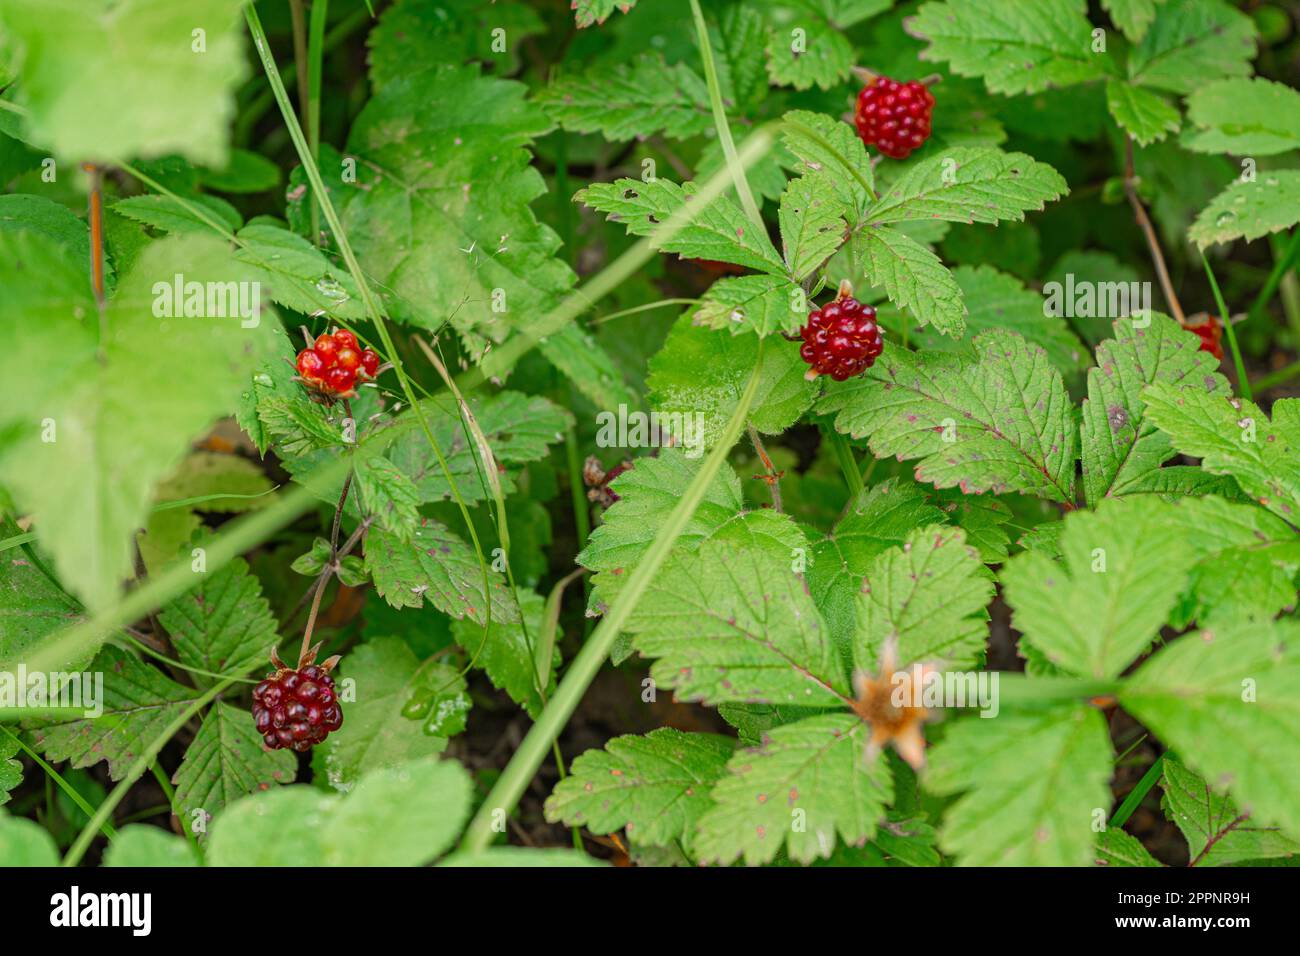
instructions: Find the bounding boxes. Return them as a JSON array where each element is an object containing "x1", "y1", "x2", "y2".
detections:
[
  {"x1": 855, "y1": 75, "x2": 935, "y2": 160},
  {"x1": 798, "y1": 281, "x2": 884, "y2": 381},
  {"x1": 359, "y1": 349, "x2": 380, "y2": 377},
  {"x1": 333, "y1": 329, "x2": 358, "y2": 351},
  {"x1": 296, "y1": 348, "x2": 326, "y2": 381}
]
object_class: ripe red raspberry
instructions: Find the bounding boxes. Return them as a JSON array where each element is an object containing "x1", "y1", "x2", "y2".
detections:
[
  {"x1": 296, "y1": 348, "x2": 326, "y2": 382},
  {"x1": 798, "y1": 280, "x2": 884, "y2": 381},
  {"x1": 854, "y1": 75, "x2": 935, "y2": 160},
  {"x1": 359, "y1": 349, "x2": 380, "y2": 377},
  {"x1": 252, "y1": 663, "x2": 343, "y2": 752},
  {"x1": 1185, "y1": 314, "x2": 1224, "y2": 361}
]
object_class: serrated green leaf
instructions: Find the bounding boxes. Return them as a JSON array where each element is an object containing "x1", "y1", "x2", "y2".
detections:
[
  {"x1": 112, "y1": 193, "x2": 243, "y2": 236},
  {"x1": 1105, "y1": 79, "x2": 1180, "y2": 147},
  {"x1": 536, "y1": 54, "x2": 712, "y2": 141},
  {"x1": 257, "y1": 397, "x2": 347, "y2": 459},
  {"x1": 1002, "y1": 498, "x2": 1196, "y2": 679},
  {"x1": 173, "y1": 701, "x2": 295, "y2": 829},
  {"x1": 1126, "y1": 0, "x2": 1256, "y2": 96},
  {"x1": 157, "y1": 555, "x2": 279, "y2": 681},
  {"x1": 1102, "y1": 0, "x2": 1164, "y2": 42},
  {"x1": 0, "y1": 194, "x2": 113, "y2": 285},
  {"x1": 690, "y1": 274, "x2": 805, "y2": 337},
  {"x1": 0, "y1": 523, "x2": 87, "y2": 669},
  {"x1": 910, "y1": 0, "x2": 1107, "y2": 95},
  {"x1": 856, "y1": 525, "x2": 992, "y2": 670},
  {"x1": 818, "y1": 330, "x2": 1077, "y2": 502},
  {"x1": 927, "y1": 703, "x2": 1113, "y2": 866},
  {"x1": 1161, "y1": 757, "x2": 1300, "y2": 866},
  {"x1": 779, "y1": 174, "x2": 847, "y2": 281},
  {"x1": 781, "y1": 110, "x2": 875, "y2": 222},
  {"x1": 1142, "y1": 385, "x2": 1300, "y2": 521},
  {"x1": 234, "y1": 221, "x2": 365, "y2": 321},
  {"x1": 200, "y1": 148, "x2": 281, "y2": 195},
  {"x1": 545, "y1": 728, "x2": 734, "y2": 850},
  {"x1": 765, "y1": 15, "x2": 854, "y2": 91},
  {"x1": 1095, "y1": 826, "x2": 1162, "y2": 866},
  {"x1": 1082, "y1": 315, "x2": 1229, "y2": 505},
  {"x1": 353, "y1": 456, "x2": 420, "y2": 541},
  {"x1": 451, "y1": 590, "x2": 557, "y2": 719},
  {"x1": 537, "y1": 323, "x2": 638, "y2": 410},
  {"x1": 856, "y1": 225, "x2": 966, "y2": 336},
  {"x1": 573, "y1": 0, "x2": 640, "y2": 28},
  {"x1": 0, "y1": 733, "x2": 20, "y2": 807},
  {"x1": 1121, "y1": 619, "x2": 1300, "y2": 837},
  {"x1": 1188, "y1": 171, "x2": 1300, "y2": 248},
  {"x1": 1183, "y1": 78, "x2": 1300, "y2": 156},
  {"x1": 367, "y1": 0, "x2": 544, "y2": 85},
  {"x1": 579, "y1": 178, "x2": 786, "y2": 275},
  {"x1": 694, "y1": 712, "x2": 890, "y2": 865}
]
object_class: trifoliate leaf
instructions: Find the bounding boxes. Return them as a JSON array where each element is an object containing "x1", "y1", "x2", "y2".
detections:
[
  {"x1": 364, "y1": 522, "x2": 518, "y2": 625},
  {"x1": 863, "y1": 148, "x2": 1068, "y2": 226},
  {"x1": 1142, "y1": 385, "x2": 1300, "y2": 521},
  {"x1": 535, "y1": 55, "x2": 712, "y2": 141},
  {"x1": 779, "y1": 174, "x2": 847, "y2": 281},
  {"x1": 855, "y1": 225, "x2": 966, "y2": 336},
  {"x1": 1082, "y1": 315, "x2": 1229, "y2": 505},
  {"x1": 818, "y1": 330, "x2": 1077, "y2": 503},
  {"x1": 927, "y1": 703, "x2": 1113, "y2": 866},
  {"x1": 1160, "y1": 757, "x2": 1300, "y2": 866},
  {"x1": 173, "y1": 702, "x2": 295, "y2": 830},
  {"x1": 1102, "y1": 0, "x2": 1164, "y2": 42},
  {"x1": 157, "y1": 555, "x2": 279, "y2": 682},
  {"x1": 1121, "y1": 619, "x2": 1300, "y2": 837},
  {"x1": 910, "y1": 0, "x2": 1108, "y2": 95},
  {"x1": 690, "y1": 274, "x2": 805, "y2": 337},
  {"x1": 578, "y1": 178, "x2": 786, "y2": 275},
  {"x1": 1105, "y1": 79, "x2": 1180, "y2": 147},
  {"x1": 694, "y1": 712, "x2": 890, "y2": 865},
  {"x1": 30, "y1": 646, "x2": 200, "y2": 780},
  {"x1": 1183, "y1": 78, "x2": 1300, "y2": 156},
  {"x1": 209, "y1": 756, "x2": 471, "y2": 866},
  {"x1": 1188, "y1": 171, "x2": 1300, "y2": 248},
  {"x1": 1126, "y1": 0, "x2": 1256, "y2": 96},
  {"x1": 855, "y1": 525, "x2": 992, "y2": 670},
  {"x1": 781, "y1": 110, "x2": 875, "y2": 222},
  {"x1": 451, "y1": 590, "x2": 557, "y2": 719},
  {"x1": 545, "y1": 729, "x2": 735, "y2": 850},
  {"x1": 0, "y1": 232, "x2": 276, "y2": 616},
  {"x1": 1001, "y1": 498, "x2": 1197, "y2": 679},
  {"x1": 0, "y1": 0, "x2": 247, "y2": 166},
  {"x1": 314, "y1": 638, "x2": 452, "y2": 792}
]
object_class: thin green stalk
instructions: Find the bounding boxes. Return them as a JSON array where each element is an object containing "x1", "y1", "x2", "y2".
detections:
[
  {"x1": 1248, "y1": 228, "x2": 1300, "y2": 327},
  {"x1": 555, "y1": 130, "x2": 573, "y2": 266},
  {"x1": 306, "y1": 0, "x2": 328, "y2": 246},
  {"x1": 591, "y1": 298, "x2": 699, "y2": 325},
  {"x1": 565, "y1": 427, "x2": 591, "y2": 556},
  {"x1": 0, "y1": 725, "x2": 116, "y2": 842},
  {"x1": 245, "y1": 4, "x2": 498, "y2": 638},
  {"x1": 150, "y1": 761, "x2": 203, "y2": 860},
  {"x1": 688, "y1": 0, "x2": 763, "y2": 230},
  {"x1": 1110, "y1": 754, "x2": 1166, "y2": 829},
  {"x1": 460, "y1": 347, "x2": 768, "y2": 854},
  {"x1": 1200, "y1": 250, "x2": 1251, "y2": 401},
  {"x1": 825, "y1": 427, "x2": 864, "y2": 501},
  {"x1": 63, "y1": 678, "x2": 235, "y2": 866},
  {"x1": 1253, "y1": 358, "x2": 1300, "y2": 394}
]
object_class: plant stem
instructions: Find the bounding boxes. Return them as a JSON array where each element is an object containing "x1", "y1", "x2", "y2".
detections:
[
  {"x1": 825, "y1": 426, "x2": 864, "y2": 501},
  {"x1": 1109, "y1": 753, "x2": 1165, "y2": 829},
  {"x1": 1200, "y1": 249, "x2": 1251, "y2": 401},
  {"x1": 688, "y1": 0, "x2": 763, "y2": 230},
  {"x1": 459, "y1": 348, "x2": 768, "y2": 855},
  {"x1": 1247, "y1": 228, "x2": 1300, "y2": 328},
  {"x1": 1123, "y1": 139, "x2": 1185, "y2": 324},
  {"x1": 1252, "y1": 358, "x2": 1300, "y2": 394},
  {"x1": 306, "y1": 0, "x2": 328, "y2": 245},
  {"x1": 747, "y1": 424, "x2": 783, "y2": 512},
  {"x1": 287, "y1": 0, "x2": 310, "y2": 126}
]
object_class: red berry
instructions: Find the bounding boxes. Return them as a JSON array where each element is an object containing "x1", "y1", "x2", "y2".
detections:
[
  {"x1": 324, "y1": 366, "x2": 356, "y2": 394},
  {"x1": 252, "y1": 666, "x2": 343, "y2": 752},
  {"x1": 335, "y1": 347, "x2": 360, "y2": 372},
  {"x1": 314, "y1": 334, "x2": 339, "y2": 361},
  {"x1": 798, "y1": 282, "x2": 884, "y2": 381},
  {"x1": 359, "y1": 349, "x2": 380, "y2": 377},
  {"x1": 854, "y1": 75, "x2": 935, "y2": 160},
  {"x1": 1186, "y1": 315, "x2": 1224, "y2": 361},
  {"x1": 333, "y1": 329, "x2": 358, "y2": 351},
  {"x1": 296, "y1": 348, "x2": 326, "y2": 381}
]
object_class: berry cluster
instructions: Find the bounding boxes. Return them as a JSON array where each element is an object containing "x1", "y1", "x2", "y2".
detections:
[
  {"x1": 295, "y1": 328, "x2": 380, "y2": 398},
  {"x1": 252, "y1": 664, "x2": 343, "y2": 752},
  {"x1": 1186, "y1": 315, "x2": 1224, "y2": 361},
  {"x1": 854, "y1": 75, "x2": 935, "y2": 160},
  {"x1": 798, "y1": 281, "x2": 884, "y2": 381}
]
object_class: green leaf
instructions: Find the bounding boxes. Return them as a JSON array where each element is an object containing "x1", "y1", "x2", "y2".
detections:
[
  {"x1": 779, "y1": 174, "x2": 847, "y2": 281},
  {"x1": 0, "y1": 811, "x2": 60, "y2": 865},
  {"x1": 0, "y1": 0, "x2": 247, "y2": 166},
  {"x1": 1102, "y1": 0, "x2": 1164, "y2": 42},
  {"x1": 818, "y1": 331, "x2": 1078, "y2": 502},
  {"x1": 353, "y1": 456, "x2": 420, "y2": 541},
  {"x1": 367, "y1": 0, "x2": 544, "y2": 84},
  {"x1": 0, "y1": 194, "x2": 113, "y2": 285},
  {"x1": 578, "y1": 178, "x2": 786, "y2": 275},
  {"x1": 1183, "y1": 78, "x2": 1300, "y2": 156},
  {"x1": 157, "y1": 555, "x2": 278, "y2": 681},
  {"x1": 1161, "y1": 757, "x2": 1300, "y2": 866},
  {"x1": 0, "y1": 233, "x2": 276, "y2": 616},
  {"x1": 764, "y1": 16, "x2": 854, "y2": 91},
  {"x1": 0, "y1": 733, "x2": 20, "y2": 806},
  {"x1": 1001, "y1": 498, "x2": 1197, "y2": 679},
  {"x1": 536, "y1": 324, "x2": 638, "y2": 410},
  {"x1": 690, "y1": 274, "x2": 805, "y2": 337},
  {"x1": 536, "y1": 55, "x2": 712, "y2": 141},
  {"x1": 439, "y1": 847, "x2": 607, "y2": 866},
  {"x1": 647, "y1": 316, "x2": 816, "y2": 449},
  {"x1": 200, "y1": 148, "x2": 282, "y2": 194},
  {"x1": 112, "y1": 193, "x2": 243, "y2": 236},
  {"x1": 451, "y1": 590, "x2": 557, "y2": 719},
  {"x1": 855, "y1": 525, "x2": 992, "y2": 670},
  {"x1": 927, "y1": 704, "x2": 1113, "y2": 866},
  {"x1": 30, "y1": 646, "x2": 200, "y2": 780},
  {"x1": 0, "y1": 523, "x2": 87, "y2": 669},
  {"x1": 1121, "y1": 619, "x2": 1300, "y2": 837},
  {"x1": 864, "y1": 148, "x2": 1068, "y2": 226},
  {"x1": 102, "y1": 825, "x2": 198, "y2": 866},
  {"x1": 314, "y1": 638, "x2": 452, "y2": 792},
  {"x1": 364, "y1": 523, "x2": 518, "y2": 625},
  {"x1": 910, "y1": 0, "x2": 1107, "y2": 95},
  {"x1": 781, "y1": 110, "x2": 875, "y2": 222},
  {"x1": 855, "y1": 226, "x2": 966, "y2": 336},
  {"x1": 1082, "y1": 314, "x2": 1229, "y2": 505},
  {"x1": 622, "y1": 538, "x2": 848, "y2": 707},
  {"x1": 234, "y1": 221, "x2": 365, "y2": 321},
  {"x1": 573, "y1": 0, "x2": 639, "y2": 28},
  {"x1": 1142, "y1": 385, "x2": 1300, "y2": 521},
  {"x1": 173, "y1": 702, "x2": 295, "y2": 828},
  {"x1": 1188, "y1": 171, "x2": 1300, "y2": 248},
  {"x1": 1126, "y1": 0, "x2": 1256, "y2": 96},
  {"x1": 208, "y1": 756, "x2": 471, "y2": 866},
  {"x1": 694, "y1": 713, "x2": 890, "y2": 865},
  {"x1": 545, "y1": 729, "x2": 735, "y2": 850},
  {"x1": 1095, "y1": 826, "x2": 1162, "y2": 866},
  {"x1": 1105, "y1": 80, "x2": 1180, "y2": 147}
]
